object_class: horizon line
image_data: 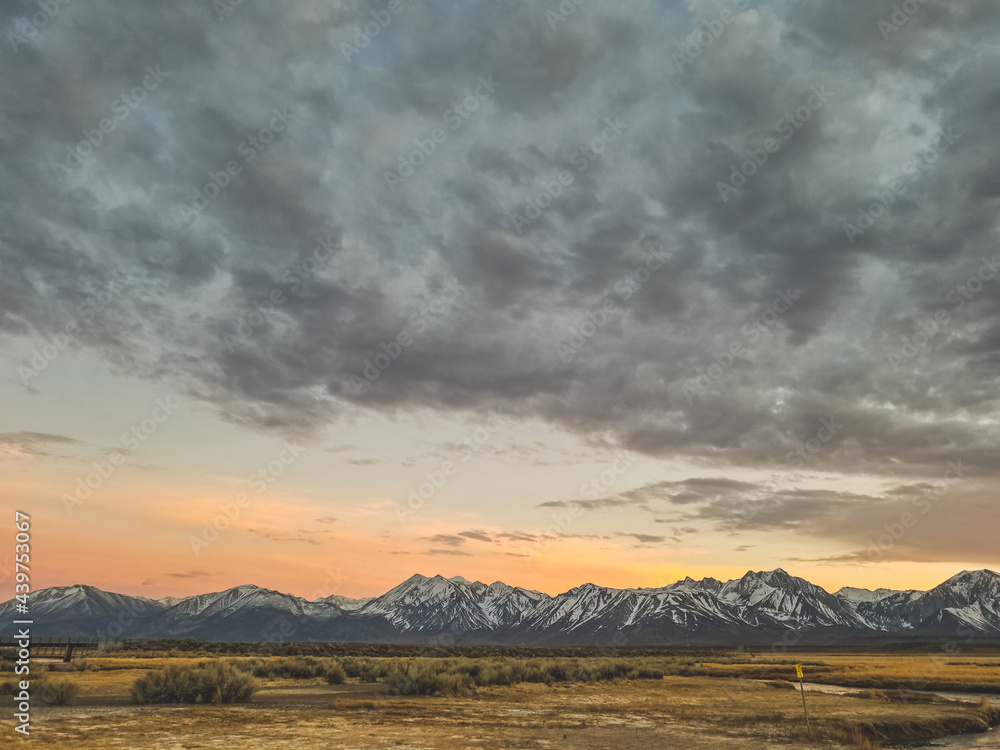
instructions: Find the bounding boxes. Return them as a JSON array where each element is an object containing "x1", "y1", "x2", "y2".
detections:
[{"x1": 17, "y1": 566, "x2": 998, "y2": 605}]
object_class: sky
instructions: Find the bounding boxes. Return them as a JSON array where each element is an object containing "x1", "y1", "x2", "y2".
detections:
[{"x1": 1, "y1": 0, "x2": 999, "y2": 602}]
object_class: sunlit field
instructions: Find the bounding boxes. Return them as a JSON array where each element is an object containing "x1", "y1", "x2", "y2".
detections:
[{"x1": 3, "y1": 644, "x2": 999, "y2": 749}]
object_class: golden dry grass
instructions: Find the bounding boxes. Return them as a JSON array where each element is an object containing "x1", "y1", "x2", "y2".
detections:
[
  {"x1": 693, "y1": 651, "x2": 1000, "y2": 692},
  {"x1": 1, "y1": 651, "x2": 997, "y2": 748}
]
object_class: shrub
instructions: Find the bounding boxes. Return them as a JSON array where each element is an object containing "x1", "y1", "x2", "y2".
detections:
[
  {"x1": 403, "y1": 664, "x2": 471, "y2": 696},
  {"x1": 325, "y1": 663, "x2": 347, "y2": 685},
  {"x1": 131, "y1": 661, "x2": 257, "y2": 704},
  {"x1": 36, "y1": 678, "x2": 81, "y2": 706},
  {"x1": 977, "y1": 696, "x2": 1000, "y2": 725},
  {"x1": 131, "y1": 665, "x2": 199, "y2": 704}
]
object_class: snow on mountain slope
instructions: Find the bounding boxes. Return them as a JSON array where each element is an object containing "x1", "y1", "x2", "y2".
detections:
[
  {"x1": 0, "y1": 584, "x2": 164, "y2": 621},
  {"x1": 910, "y1": 570, "x2": 1000, "y2": 635},
  {"x1": 854, "y1": 570, "x2": 1000, "y2": 633},
  {"x1": 477, "y1": 580, "x2": 550, "y2": 627},
  {"x1": 834, "y1": 587, "x2": 906, "y2": 605},
  {"x1": 316, "y1": 594, "x2": 373, "y2": 611},
  {"x1": 359, "y1": 574, "x2": 548, "y2": 632},
  {"x1": 157, "y1": 595, "x2": 194, "y2": 607},
  {"x1": 515, "y1": 574, "x2": 821, "y2": 642},
  {"x1": 4, "y1": 569, "x2": 999, "y2": 643},
  {"x1": 664, "y1": 576, "x2": 723, "y2": 594},
  {"x1": 716, "y1": 569, "x2": 870, "y2": 629},
  {"x1": 163, "y1": 584, "x2": 339, "y2": 620}
]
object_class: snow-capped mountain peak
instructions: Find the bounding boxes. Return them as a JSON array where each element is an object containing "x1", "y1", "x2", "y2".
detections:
[
  {"x1": 835, "y1": 587, "x2": 905, "y2": 604},
  {"x1": 935, "y1": 569, "x2": 1000, "y2": 601},
  {"x1": 315, "y1": 594, "x2": 372, "y2": 610},
  {"x1": 0, "y1": 584, "x2": 164, "y2": 627},
  {"x1": 665, "y1": 576, "x2": 723, "y2": 594},
  {"x1": 358, "y1": 573, "x2": 550, "y2": 632},
  {"x1": 5, "y1": 569, "x2": 999, "y2": 644}
]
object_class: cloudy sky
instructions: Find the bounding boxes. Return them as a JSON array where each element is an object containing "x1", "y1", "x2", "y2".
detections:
[{"x1": 2, "y1": 0, "x2": 999, "y2": 600}]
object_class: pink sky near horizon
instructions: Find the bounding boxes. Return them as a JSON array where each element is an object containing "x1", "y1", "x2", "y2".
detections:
[
  {"x1": 6, "y1": 472, "x2": 984, "y2": 602},
  {"x1": 2, "y1": 351, "x2": 996, "y2": 605}
]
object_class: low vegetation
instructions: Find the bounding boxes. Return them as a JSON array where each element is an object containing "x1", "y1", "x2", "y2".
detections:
[
  {"x1": 3, "y1": 645, "x2": 999, "y2": 748},
  {"x1": 226, "y1": 654, "x2": 673, "y2": 695},
  {"x1": 130, "y1": 660, "x2": 257, "y2": 704},
  {"x1": 0, "y1": 675, "x2": 80, "y2": 706},
  {"x1": 36, "y1": 677, "x2": 81, "y2": 706}
]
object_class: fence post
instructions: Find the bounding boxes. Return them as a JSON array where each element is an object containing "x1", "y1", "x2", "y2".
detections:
[{"x1": 796, "y1": 664, "x2": 810, "y2": 735}]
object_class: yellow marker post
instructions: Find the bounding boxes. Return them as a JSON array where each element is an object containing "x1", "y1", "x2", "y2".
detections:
[{"x1": 795, "y1": 664, "x2": 810, "y2": 735}]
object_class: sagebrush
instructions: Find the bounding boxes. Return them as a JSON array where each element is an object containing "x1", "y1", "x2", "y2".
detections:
[{"x1": 131, "y1": 660, "x2": 257, "y2": 704}]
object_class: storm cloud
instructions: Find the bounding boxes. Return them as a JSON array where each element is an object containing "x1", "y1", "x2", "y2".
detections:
[{"x1": 4, "y1": 0, "x2": 1000, "y2": 483}]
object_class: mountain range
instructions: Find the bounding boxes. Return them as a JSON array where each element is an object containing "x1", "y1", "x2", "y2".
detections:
[{"x1": 3, "y1": 569, "x2": 999, "y2": 645}]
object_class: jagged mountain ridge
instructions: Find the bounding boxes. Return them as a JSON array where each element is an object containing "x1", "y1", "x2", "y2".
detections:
[
  {"x1": 317, "y1": 594, "x2": 373, "y2": 611},
  {"x1": 359, "y1": 574, "x2": 550, "y2": 632},
  {"x1": 3, "y1": 569, "x2": 998, "y2": 644},
  {"x1": 846, "y1": 569, "x2": 1000, "y2": 635},
  {"x1": 8, "y1": 584, "x2": 164, "y2": 619}
]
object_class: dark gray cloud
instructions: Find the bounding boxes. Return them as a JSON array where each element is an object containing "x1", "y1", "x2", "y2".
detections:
[
  {"x1": 2, "y1": 0, "x2": 1000, "y2": 484},
  {"x1": 571, "y1": 474, "x2": 1000, "y2": 565},
  {"x1": 456, "y1": 527, "x2": 672, "y2": 550}
]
